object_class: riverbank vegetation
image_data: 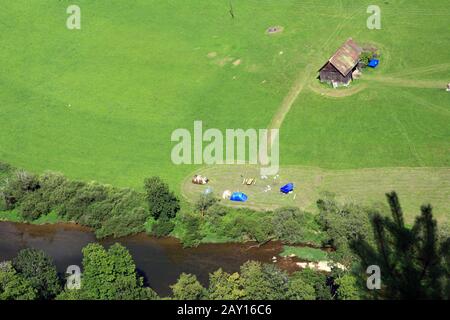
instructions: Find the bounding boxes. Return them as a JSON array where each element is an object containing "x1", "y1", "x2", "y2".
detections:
[
  {"x1": 2, "y1": 192, "x2": 449, "y2": 300},
  {"x1": 0, "y1": 162, "x2": 179, "y2": 239}
]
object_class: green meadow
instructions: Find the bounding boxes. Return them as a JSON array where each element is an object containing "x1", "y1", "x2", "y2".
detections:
[{"x1": 0, "y1": 1, "x2": 448, "y2": 221}]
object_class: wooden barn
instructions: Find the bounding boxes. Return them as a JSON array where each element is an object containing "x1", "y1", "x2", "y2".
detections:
[{"x1": 319, "y1": 38, "x2": 362, "y2": 87}]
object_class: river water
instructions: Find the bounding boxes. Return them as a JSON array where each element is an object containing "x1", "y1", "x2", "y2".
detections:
[{"x1": 0, "y1": 222, "x2": 299, "y2": 296}]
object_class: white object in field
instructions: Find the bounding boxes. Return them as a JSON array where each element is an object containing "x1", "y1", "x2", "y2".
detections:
[
  {"x1": 293, "y1": 194, "x2": 297, "y2": 200},
  {"x1": 261, "y1": 175, "x2": 268, "y2": 180},
  {"x1": 446, "y1": 83, "x2": 450, "y2": 91},
  {"x1": 279, "y1": 51, "x2": 284, "y2": 55},
  {"x1": 295, "y1": 261, "x2": 346, "y2": 273},
  {"x1": 222, "y1": 190, "x2": 232, "y2": 199},
  {"x1": 192, "y1": 175, "x2": 209, "y2": 185}
]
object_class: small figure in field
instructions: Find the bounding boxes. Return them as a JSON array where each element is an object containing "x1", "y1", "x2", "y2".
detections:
[
  {"x1": 446, "y1": 83, "x2": 450, "y2": 92},
  {"x1": 229, "y1": 1, "x2": 235, "y2": 19}
]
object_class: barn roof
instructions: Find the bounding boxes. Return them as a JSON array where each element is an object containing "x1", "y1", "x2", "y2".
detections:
[{"x1": 326, "y1": 38, "x2": 362, "y2": 76}]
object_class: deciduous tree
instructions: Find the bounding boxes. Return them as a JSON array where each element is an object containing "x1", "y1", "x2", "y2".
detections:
[
  {"x1": 171, "y1": 273, "x2": 206, "y2": 300},
  {"x1": 12, "y1": 248, "x2": 61, "y2": 299}
]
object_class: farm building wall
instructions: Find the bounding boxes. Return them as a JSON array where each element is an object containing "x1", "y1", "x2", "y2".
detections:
[{"x1": 319, "y1": 62, "x2": 352, "y2": 85}]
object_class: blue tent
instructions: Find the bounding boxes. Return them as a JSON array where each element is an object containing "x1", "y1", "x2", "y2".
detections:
[
  {"x1": 368, "y1": 59, "x2": 379, "y2": 68},
  {"x1": 230, "y1": 192, "x2": 248, "y2": 202},
  {"x1": 280, "y1": 183, "x2": 294, "y2": 194}
]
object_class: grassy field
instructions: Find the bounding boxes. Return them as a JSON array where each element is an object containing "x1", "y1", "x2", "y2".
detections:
[
  {"x1": 0, "y1": 210, "x2": 62, "y2": 224},
  {"x1": 0, "y1": 1, "x2": 448, "y2": 222},
  {"x1": 280, "y1": 246, "x2": 328, "y2": 262}
]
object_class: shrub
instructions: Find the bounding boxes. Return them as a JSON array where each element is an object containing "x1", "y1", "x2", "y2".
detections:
[
  {"x1": 0, "y1": 162, "x2": 12, "y2": 175},
  {"x1": 144, "y1": 176, "x2": 180, "y2": 220},
  {"x1": 316, "y1": 195, "x2": 373, "y2": 264},
  {"x1": 222, "y1": 210, "x2": 273, "y2": 243},
  {"x1": 151, "y1": 217, "x2": 175, "y2": 237},
  {"x1": 59, "y1": 182, "x2": 111, "y2": 228},
  {"x1": 240, "y1": 261, "x2": 288, "y2": 300},
  {"x1": 195, "y1": 193, "x2": 218, "y2": 216},
  {"x1": 291, "y1": 269, "x2": 332, "y2": 300},
  {"x1": 96, "y1": 208, "x2": 147, "y2": 238},
  {"x1": 1, "y1": 170, "x2": 40, "y2": 209},
  {"x1": 12, "y1": 249, "x2": 62, "y2": 299},
  {"x1": 206, "y1": 203, "x2": 228, "y2": 218},
  {"x1": 180, "y1": 212, "x2": 204, "y2": 247},
  {"x1": 171, "y1": 273, "x2": 206, "y2": 300},
  {"x1": 286, "y1": 277, "x2": 316, "y2": 300},
  {"x1": 359, "y1": 51, "x2": 372, "y2": 67},
  {"x1": 0, "y1": 261, "x2": 37, "y2": 300},
  {"x1": 20, "y1": 191, "x2": 50, "y2": 221},
  {"x1": 272, "y1": 207, "x2": 309, "y2": 244}
]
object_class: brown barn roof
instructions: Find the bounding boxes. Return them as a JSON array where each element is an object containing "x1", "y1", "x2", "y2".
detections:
[{"x1": 326, "y1": 38, "x2": 362, "y2": 76}]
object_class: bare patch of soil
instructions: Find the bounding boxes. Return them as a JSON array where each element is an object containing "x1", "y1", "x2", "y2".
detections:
[{"x1": 266, "y1": 26, "x2": 284, "y2": 35}]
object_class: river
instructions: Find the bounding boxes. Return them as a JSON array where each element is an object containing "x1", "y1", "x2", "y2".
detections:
[{"x1": 0, "y1": 222, "x2": 300, "y2": 296}]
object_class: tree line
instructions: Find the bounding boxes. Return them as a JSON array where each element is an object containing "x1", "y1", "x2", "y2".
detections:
[
  {"x1": 0, "y1": 243, "x2": 354, "y2": 300},
  {"x1": 0, "y1": 162, "x2": 180, "y2": 238}
]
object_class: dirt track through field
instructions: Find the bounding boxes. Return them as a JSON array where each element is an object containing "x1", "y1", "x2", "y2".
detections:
[
  {"x1": 267, "y1": 4, "x2": 366, "y2": 138},
  {"x1": 385, "y1": 63, "x2": 450, "y2": 78},
  {"x1": 365, "y1": 76, "x2": 446, "y2": 89}
]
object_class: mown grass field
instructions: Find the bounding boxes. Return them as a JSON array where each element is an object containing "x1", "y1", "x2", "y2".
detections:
[
  {"x1": 0, "y1": 1, "x2": 448, "y2": 222},
  {"x1": 182, "y1": 165, "x2": 450, "y2": 223}
]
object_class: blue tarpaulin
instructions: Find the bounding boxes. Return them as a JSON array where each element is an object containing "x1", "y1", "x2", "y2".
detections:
[
  {"x1": 230, "y1": 192, "x2": 248, "y2": 202},
  {"x1": 368, "y1": 59, "x2": 379, "y2": 68},
  {"x1": 280, "y1": 183, "x2": 294, "y2": 194}
]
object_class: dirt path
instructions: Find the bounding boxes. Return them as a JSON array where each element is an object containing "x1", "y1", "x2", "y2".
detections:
[
  {"x1": 365, "y1": 76, "x2": 446, "y2": 89},
  {"x1": 308, "y1": 81, "x2": 368, "y2": 98},
  {"x1": 268, "y1": 64, "x2": 313, "y2": 132},
  {"x1": 266, "y1": 4, "x2": 367, "y2": 136},
  {"x1": 385, "y1": 63, "x2": 450, "y2": 78}
]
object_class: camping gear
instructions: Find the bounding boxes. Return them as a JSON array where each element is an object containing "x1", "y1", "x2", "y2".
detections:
[
  {"x1": 222, "y1": 190, "x2": 232, "y2": 199},
  {"x1": 203, "y1": 187, "x2": 213, "y2": 195},
  {"x1": 230, "y1": 192, "x2": 248, "y2": 202},
  {"x1": 368, "y1": 59, "x2": 379, "y2": 68},
  {"x1": 280, "y1": 183, "x2": 294, "y2": 194},
  {"x1": 242, "y1": 178, "x2": 256, "y2": 185},
  {"x1": 192, "y1": 175, "x2": 209, "y2": 185}
]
